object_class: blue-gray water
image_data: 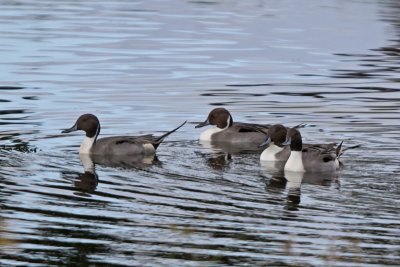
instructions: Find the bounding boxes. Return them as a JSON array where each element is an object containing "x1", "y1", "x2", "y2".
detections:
[{"x1": 1, "y1": 0, "x2": 400, "y2": 266}]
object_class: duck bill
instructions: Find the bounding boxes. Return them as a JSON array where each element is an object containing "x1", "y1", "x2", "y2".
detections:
[
  {"x1": 61, "y1": 124, "x2": 78, "y2": 134},
  {"x1": 259, "y1": 137, "x2": 271, "y2": 148},
  {"x1": 195, "y1": 119, "x2": 210, "y2": 128},
  {"x1": 281, "y1": 138, "x2": 291, "y2": 146}
]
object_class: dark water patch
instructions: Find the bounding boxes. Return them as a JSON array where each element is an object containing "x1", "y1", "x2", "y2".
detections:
[
  {"x1": 2, "y1": 204, "x2": 134, "y2": 224},
  {"x1": 22, "y1": 96, "x2": 39, "y2": 100},
  {"x1": 334, "y1": 52, "x2": 379, "y2": 58},
  {"x1": 201, "y1": 92, "x2": 266, "y2": 97},
  {"x1": 346, "y1": 86, "x2": 399, "y2": 92},
  {"x1": 0, "y1": 86, "x2": 24, "y2": 90},
  {"x1": 226, "y1": 83, "x2": 275, "y2": 87},
  {"x1": 0, "y1": 109, "x2": 25, "y2": 115},
  {"x1": 0, "y1": 144, "x2": 37, "y2": 153},
  {"x1": 188, "y1": 1, "x2": 218, "y2": 5},
  {"x1": 373, "y1": 46, "x2": 400, "y2": 56},
  {"x1": 0, "y1": 1, "x2": 399, "y2": 266},
  {"x1": 330, "y1": 70, "x2": 389, "y2": 79},
  {"x1": 225, "y1": 81, "x2": 382, "y2": 89},
  {"x1": 2, "y1": 242, "x2": 118, "y2": 267}
]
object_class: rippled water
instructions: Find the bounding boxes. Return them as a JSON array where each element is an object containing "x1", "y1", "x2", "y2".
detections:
[{"x1": 1, "y1": 0, "x2": 400, "y2": 266}]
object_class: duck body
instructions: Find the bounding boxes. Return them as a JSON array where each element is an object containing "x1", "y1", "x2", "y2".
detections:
[
  {"x1": 88, "y1": 135, "x2": 157, "y2": 155},
  {"x1": 196, "y1": 108, "x2": 269, "y2": 148},
  {"x1": 285, "y1": 148, "x2": 338, "y2": 173},
  {"x1": 62, "y1": 114, "x2": 186, "y2": 156},
  {"x1": 283, "y1": 128, "x2": 339, "y2": 173}
]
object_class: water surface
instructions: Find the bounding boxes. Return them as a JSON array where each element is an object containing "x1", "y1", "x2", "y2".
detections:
[{"x1": 0, "y1": 0, "x2": 399, "y2": 266}]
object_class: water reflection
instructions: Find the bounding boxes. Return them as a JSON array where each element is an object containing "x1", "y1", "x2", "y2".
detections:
[
  {"x1": 74, "y1": 171, "x2": 98, "y2": 195},
  {"x1": 0, "y1": 0, "x2": 399, "y2": 266},
  {"x1": 197, "y1": 150, "x2": 232, "y2": 171},
  {"x1": 23, "y1": 225, "x2": 112, "y2": 267},
  {"x1": 73, "y1": 154, "x2": 98, "y2": 195},
  {"x1": 260, "y1": 160, "x2": 285, "y2": 174},
  {"x1": 90, "y1": 153, "x2": 157, "y2": 169},
  {"x1": 72, "y1": 152, "x2": 159, "y2": 195},
  {"x1": 262, "y1": 164, "x2": 339, "y2": 210},
  {"x1": 284, "y1": 171, "x2": 305, "y2": 210},
  {"x1": 199, "y1": 139, "x2": 263, "y2": 154}
]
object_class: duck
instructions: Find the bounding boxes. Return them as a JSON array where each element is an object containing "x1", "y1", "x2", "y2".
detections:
[
  {"x1": 61, "y1": 113, "x2": 186, "y2": 156},
  {"x1": 195, "y1": 108, "x2": 269, "y2": 148},
  {"x1": 283, "y1": 128, "x2": 344, "y2": 173},
  {"x1": 260, "y1": 124, "x2": 338, "y2": 162}
]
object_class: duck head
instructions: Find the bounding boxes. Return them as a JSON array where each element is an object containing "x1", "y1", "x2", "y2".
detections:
[{"x1": 195, "y1": 108, "x2": 233, "y2": 129}]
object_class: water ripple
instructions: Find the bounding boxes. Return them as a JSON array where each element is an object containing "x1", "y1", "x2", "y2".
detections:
[{"x1": 0, "y1": 0, "x2": 400, "y2": 266}]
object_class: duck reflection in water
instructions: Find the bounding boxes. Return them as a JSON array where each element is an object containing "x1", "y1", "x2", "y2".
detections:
[
  {"x1": 199, "y1": 138, "x2": 263, "y2": 154},
  {"x1": 73, "y1": 154, "x2": 98, "y2": 195},
  {"x1": 89, "y1": 152, "x2": 159, "y2": 169},
  {"x1": 262, "y1": 165, "x2": 339, "y2": 209},
  {"x1": 285, "y1": 171, "x2": 339, "y2": 209},
  {"x1": 196, "y1": 108, "x2": 269, "y2": 152},
  {"x1": 204, "y1": 152, "x2": 232, "y2": 171},
  {"x1": 74, "y1": 153, "x2": 159, "y2": 195}
]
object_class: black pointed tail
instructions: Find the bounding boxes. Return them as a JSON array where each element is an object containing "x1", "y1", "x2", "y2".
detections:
[
  {"x1": 293, "y1": 122, "x2": 307, "y2": 129},
  {"x1": 337, "y1": 141, "x2": 361, "y2": 158},
  {"x1": 155, "y1": 120, "x2": 187, "y2": 144}
]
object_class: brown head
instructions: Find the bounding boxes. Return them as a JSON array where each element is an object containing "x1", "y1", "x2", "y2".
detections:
[
  {"x1": 61, "y1": 113, "x2": 101, "y2": 138},
  {"x1": 195, "y1": 108, "x2": 233, "y2": 129},
  {"x1": 259, "y1": 124, "x2": 287, "y2": 147},
  {"x1": 268, "y1": 124, "x2": 287, "y2": 146}
]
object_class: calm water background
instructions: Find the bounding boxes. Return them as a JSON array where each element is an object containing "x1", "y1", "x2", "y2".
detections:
[{"x1": 0, "y1": 0, "x2": 399, "y2": 266}]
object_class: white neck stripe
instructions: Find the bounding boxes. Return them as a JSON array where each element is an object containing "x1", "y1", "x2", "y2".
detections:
[
  {"x1": 224, "y1": 115, "x2": 231, "y2": 129},
  {"x1": 80, "y1": 124, "x2": 100, "y2": 154}
]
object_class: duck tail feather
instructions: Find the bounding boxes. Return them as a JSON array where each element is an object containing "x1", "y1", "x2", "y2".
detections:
[
  {"x1": 336, "y1": 140, "x2": 344, "y2": 157},
  {"x1": 337, "y1": 142, "x2": 361, "y2": 158},
  {"x1": 293, "y1": 122, "x2": 307, "y2": 129},
  {"x1": 155, "y1": 120, "x2": 187, "y2": 144}
]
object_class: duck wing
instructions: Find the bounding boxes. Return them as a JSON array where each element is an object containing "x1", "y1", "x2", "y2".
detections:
[
  {"x1": 114, "y1": 121, "x2": 187, "y2": 149},
  {"x1": 302, "y1": 143, "x2": 338, "y2": 163},
  {"x1": 304, "y1": 141, "x2": 361, "y2": 158},
  {"x1": 232, "y1": 122, "x2": 270, "y2": 134},
  {"x1": 115, "y1": 134, "x2": 157, "y2": 145},
  {"x1": 302, "y1": 143, "x2": 338, "y2": 154}
]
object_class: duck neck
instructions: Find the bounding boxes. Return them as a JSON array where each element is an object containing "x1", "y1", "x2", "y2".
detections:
[
  {"x1": 225, "y1": 115, "x2": 233, "y2": 129},
  {"x1": 290, "y1": 138, "x2": 302, "y2": 152},
  {"x1": 80, "y1": 125, "x2": 100, "y2": 154},
  {"x1": 285, "y1": 151, "x2": 305, "y2": 172}
]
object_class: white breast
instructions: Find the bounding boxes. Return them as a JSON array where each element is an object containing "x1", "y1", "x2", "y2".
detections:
[
  {"x1": 80, "y1": 136, "x2": 96, "y2": 154},
  {"x1": 284, "y1": 151, "x2": 306, "y2": 172},
  {"x1": 260, "y1": 144, "x2": 284, "y2": 161},
  {"x1": 199, "y1": 127, "x2": 224, "y2": 141}
]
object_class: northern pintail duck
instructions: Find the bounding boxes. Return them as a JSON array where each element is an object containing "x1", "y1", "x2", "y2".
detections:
[
  {"x1": 62, "y1": 114, "x2": 186, "y2": 155},
  {"x1": 195, "y1": 108, "x2": 269, "y2": 147},
  {"x1": 283, "y1": 128, "x2": 343, "y2": 173},
  {"x1": 260, "y1": 124, "x2": 338, "y2": 162}
]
